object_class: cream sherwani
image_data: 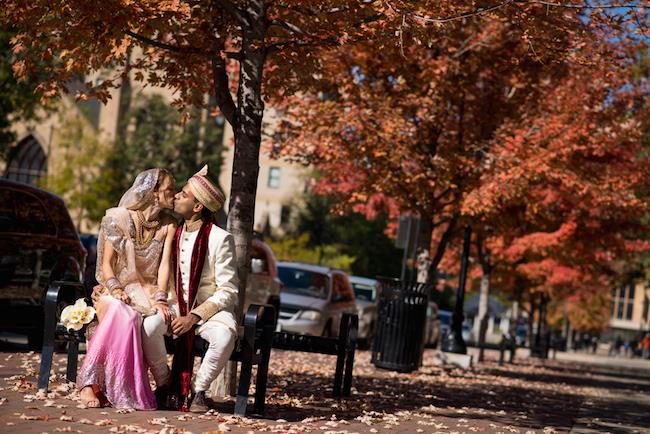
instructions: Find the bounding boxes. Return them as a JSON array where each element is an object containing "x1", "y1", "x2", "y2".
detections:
[{"x1": 142, "y1": 223, "x2": 239, "y2": 392}]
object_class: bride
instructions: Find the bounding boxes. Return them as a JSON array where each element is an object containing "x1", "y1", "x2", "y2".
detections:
[{"x1": 77, "y1": 169, "x2": 176, "y2": 409}]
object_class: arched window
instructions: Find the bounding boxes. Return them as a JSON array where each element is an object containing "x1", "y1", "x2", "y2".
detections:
[{"x1": 3, "y1": 135, "x2": 48, "y2": 184}]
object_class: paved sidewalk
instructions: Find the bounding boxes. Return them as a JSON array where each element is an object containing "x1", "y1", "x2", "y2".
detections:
[{"x1": 0, "y1": 348, "x2": 648, "y2": 433}]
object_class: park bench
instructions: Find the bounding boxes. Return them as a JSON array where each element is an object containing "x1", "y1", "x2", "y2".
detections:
[
  {"x1": 37, "y1": 281, "x2": 276, "y2": 416},
  {"x1": 271, "y1": 313, "x2": 358, "y2": 397}
]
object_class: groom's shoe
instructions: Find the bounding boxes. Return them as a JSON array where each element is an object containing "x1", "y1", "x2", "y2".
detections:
[
  {"x1": 154, "y1": 385, "x2": 170, "y2": 410},
  {"x1": 189, "y1": 391, "x2": 209, "y2": 413}
]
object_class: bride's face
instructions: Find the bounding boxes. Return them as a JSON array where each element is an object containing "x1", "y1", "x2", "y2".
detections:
[{"x1": 156, "y1": 176, "x2": 176, "y2": 210}]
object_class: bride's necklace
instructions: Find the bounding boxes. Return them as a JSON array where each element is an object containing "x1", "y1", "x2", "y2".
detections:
[{"x1": 135, "y1": 210, "x2": 160, "y2": 245}]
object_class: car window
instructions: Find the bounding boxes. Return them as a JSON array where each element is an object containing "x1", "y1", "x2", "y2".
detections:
[
  {"x1": 352, "y1": 282, "x2": 376, "y2": 302},
  {"x1": 47, "y1": 198, "x2": 78, "y2": 240},
  {"x1": 0, "y1": 189, "x2": 56, "y2": 235},
  {"x1": 278, "y1": 267, "x2": 329, "y2": 299}
]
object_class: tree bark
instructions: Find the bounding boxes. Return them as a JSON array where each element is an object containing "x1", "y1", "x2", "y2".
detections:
[
  {"x1": 476, "y1": 235, "x2": 490, "y2": 362},
  {"x1": 211, "y1": 0, "x2": 268, "y2": 397}
]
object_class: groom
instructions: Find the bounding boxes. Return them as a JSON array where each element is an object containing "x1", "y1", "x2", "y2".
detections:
[{"x1": 142, "y1": 165, "x2": 239, "y2": 412}]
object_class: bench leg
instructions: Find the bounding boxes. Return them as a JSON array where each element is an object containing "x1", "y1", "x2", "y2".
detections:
[
  {"x1": 342, "y1": 316, "x2": 358, "y2": 397},
  {"x1": 235, "y1": 338, "x2": 254, "y2": 416},
  {"x1": 253, "y1": 326, "x2": 273, "y2": 414},
  {"x1": 38, "y1": 285, "x2": 61, "y2": 391},
  {"x1": 333, "y1": 316, "x2": 350, "y2": 398},
  {"x1": 38, "y1": 337, "x2": 55, "y2": 391},
  {"x1": 66, "y1": 337, "x2": 80, "y2": 383}
]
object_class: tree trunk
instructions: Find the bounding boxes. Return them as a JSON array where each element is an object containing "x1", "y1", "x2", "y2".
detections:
[
  {"x1": 212, "y1": 2, "x2": 268, "y2": 397},
  {"x1": 476, "y1": 261, "x2": 490, "y2": 362},
  {"x1": 475, "y1": 240, "x2": 490, "y2": 362},
  {"x1": 528, "y1": 294, "x2": 536, "y2": 349},
  {"x1": 510, "y1": 299, "x2": 519, "y2": 335}
]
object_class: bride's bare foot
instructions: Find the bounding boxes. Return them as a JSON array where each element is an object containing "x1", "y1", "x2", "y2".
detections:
[{"x1": 80, "y1": 385, "x2": 100, "y2": 408}]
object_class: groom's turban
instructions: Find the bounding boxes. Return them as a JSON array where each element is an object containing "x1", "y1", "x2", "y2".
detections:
[{"x1": 188, "y1": 165, "x2": 226, "y2": 212}]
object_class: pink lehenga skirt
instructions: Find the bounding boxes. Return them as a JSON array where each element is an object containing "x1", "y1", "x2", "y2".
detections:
[{"x1": 77, "y1": 296, "x2": 156, "y2": 410}]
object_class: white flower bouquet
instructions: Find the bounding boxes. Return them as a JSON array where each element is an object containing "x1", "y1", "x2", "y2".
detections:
[{"x1": 60, "y1": 298, "x2": 96, "y2": 331}]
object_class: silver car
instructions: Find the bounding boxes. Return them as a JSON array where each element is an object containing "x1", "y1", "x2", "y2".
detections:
[
  {"x1": 348, "y1": 276, "x2": 379, "y2": 343},
  {"x1": 277, "y1": 262, "x2": 357, "y2": 337}
]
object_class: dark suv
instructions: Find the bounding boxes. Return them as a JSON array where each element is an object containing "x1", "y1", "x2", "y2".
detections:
[{"x1": 0, "y1": 179, "x2": 86, "y2": 348}]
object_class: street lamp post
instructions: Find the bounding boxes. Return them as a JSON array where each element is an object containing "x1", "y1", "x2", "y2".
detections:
[{"x1": 442, "y1": 226, "x2": 471, "y2": 354}]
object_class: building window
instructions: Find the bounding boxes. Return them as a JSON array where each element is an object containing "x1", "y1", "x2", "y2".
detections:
[
  {"x1": 612, "y1": 284, "x2": 635, "y2": 321},
  {"x1": 3, "y1": 135, "x2": 48, "y2": 185},
  {"x1": 268, "y1": 167, "x2": 281, "y2": 189}
]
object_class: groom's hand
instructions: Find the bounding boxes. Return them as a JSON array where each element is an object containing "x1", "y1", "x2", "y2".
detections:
[{"x1": 172, "y1": 314, "x2": 199, "y2": 336}]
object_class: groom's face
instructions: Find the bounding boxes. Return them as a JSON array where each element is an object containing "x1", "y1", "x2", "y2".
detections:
[{"x1": 174, "y1": 184, "x2": 202, "y2": 218}]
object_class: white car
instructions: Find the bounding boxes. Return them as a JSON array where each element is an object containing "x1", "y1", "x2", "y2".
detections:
[
  {"x1": 276, "y1": 262, "x2": 357, "y2": 337},
  {"x1": 348, "y1": 276, "x2": 379, "y2": 344}
]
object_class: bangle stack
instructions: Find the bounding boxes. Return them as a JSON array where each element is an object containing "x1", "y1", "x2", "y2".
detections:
[
  {"x1": 105, "y1": 277, "x2": 123, "y2": 295},
  {"x1": 152, "y1": 290, "x2": 168, "y2": 305}
]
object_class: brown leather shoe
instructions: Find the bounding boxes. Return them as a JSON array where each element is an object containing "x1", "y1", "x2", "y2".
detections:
[{"x1": 189, "y1": 391, "x2": 209, "y2": 413}]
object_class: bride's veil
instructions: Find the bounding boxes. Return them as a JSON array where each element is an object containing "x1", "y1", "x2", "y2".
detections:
[{"x1": 118, "y1": 169, "x2": 161, "y2": 210}]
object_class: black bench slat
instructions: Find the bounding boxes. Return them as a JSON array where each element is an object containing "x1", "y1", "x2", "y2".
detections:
[{"x1": 272, "y1": 332, "x2": 340, "y2": 354}]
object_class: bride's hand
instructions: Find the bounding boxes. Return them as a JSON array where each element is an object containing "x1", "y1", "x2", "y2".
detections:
[
  {"x1": 155, "y1": 303, "x2": 172, "y2": 323},
  {"x1": 112, "y1": 289, "x2": 130, "y2": 305}
]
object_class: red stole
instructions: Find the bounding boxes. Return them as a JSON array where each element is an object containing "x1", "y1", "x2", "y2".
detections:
[{"x1": 170, "y1": 220, "x2": 212, "y2": 411}]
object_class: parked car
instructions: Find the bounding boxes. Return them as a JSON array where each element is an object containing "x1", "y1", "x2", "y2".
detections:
[
  {"x1": 348, "y1": 276, "x2": 379, "y2": 345},
  {"x1": 276, "y1": 262, "x2": 357, "y2": 337},
  {"x1": 79, "y1": 233, "x2": 98, "y2": 288},
  {"x1": 0, "y1": 180, "x2": 86, "y2": 348},
  {"x1": 244, "y1": 238, "x2": 283, "y2": 317}
]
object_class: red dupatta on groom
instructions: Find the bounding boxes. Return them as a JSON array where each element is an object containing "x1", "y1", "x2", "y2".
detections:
[{"x1": 170, "y1": 220, "x2": 212, "y2": 411}]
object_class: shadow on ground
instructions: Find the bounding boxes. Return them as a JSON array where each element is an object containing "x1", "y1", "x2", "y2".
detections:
[{"x1": 207, "y1": 367, "x2": 583, "y2": 431}]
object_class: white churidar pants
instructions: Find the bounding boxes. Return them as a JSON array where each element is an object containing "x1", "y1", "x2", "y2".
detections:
[{"x1": 141, "y1": 313, "x2": 236, "y2": 393}]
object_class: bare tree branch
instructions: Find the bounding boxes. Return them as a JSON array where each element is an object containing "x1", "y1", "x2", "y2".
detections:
[
  {"x1": 431, "y1": 215, "x2": 458, "y2": 272},
  {"x1": 126, "y1": 30, "x2": 188, "y2": 53},
  {"x1": 211, "y1": 56, "x2": 238, "y2": 126},
  {"x1": 521, "y1": 1, "x2": 646, "y2": 9},
  {"x1": 126, "y1": 30, "x2": 241, "y2": 60},
  {"x1": 384, "y1": 0, "x2": 515, "y2": 24},
  {"x1": 383, "y1": 0, "x2": 646, "y2": 25},
  {"x1": 269, "y1": 18, "x2": 314, "y2": 37},
  {"x1": 267, "y1": 37, "x2": 338, "y2": 53}
]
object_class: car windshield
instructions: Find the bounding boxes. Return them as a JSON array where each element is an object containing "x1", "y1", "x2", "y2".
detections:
[
  {"x1": 278, "y1": 267, "x2": 329, "y2": 299},
  {"x1": 352, "y1": 282, "x2": 376, "y2": 302}
]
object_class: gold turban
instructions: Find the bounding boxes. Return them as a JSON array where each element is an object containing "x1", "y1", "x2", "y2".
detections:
[{"x1": 188, "y1": 165, "x2": 226, "y2": 212}]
